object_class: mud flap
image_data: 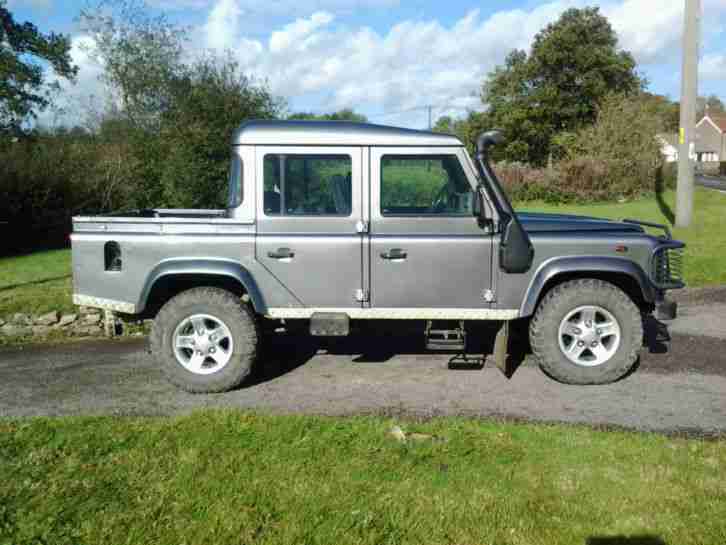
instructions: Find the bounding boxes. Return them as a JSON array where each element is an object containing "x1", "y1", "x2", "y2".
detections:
[{"x1": 492, "y1": 321, "x2": 512, "y2": 377}]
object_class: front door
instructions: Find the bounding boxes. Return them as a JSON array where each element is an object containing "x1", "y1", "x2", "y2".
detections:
[
  {"x1": 369, "y1": 147, "x2": 494, "y2": 310},
  {"x1": 255, "y1": 146, "x2": 364, "y2": 308}
]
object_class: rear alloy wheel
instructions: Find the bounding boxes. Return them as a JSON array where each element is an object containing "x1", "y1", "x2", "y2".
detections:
[
  {"x1": 529, "y1": 279, "x2": 643, "y2": 385},
  {"x1": 172, "y1": 314, "x2": 235, "y2": 375},
  {"x1": 150, "y1": 287, "x2": 259, "y2": 393}
]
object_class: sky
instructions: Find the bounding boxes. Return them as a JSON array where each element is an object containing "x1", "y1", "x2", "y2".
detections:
[{"x1": 8, "y1": 0, "x2": 726, "y2": 129}]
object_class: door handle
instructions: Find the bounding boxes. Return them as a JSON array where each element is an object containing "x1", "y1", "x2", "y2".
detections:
[
  {"x1": 380, "y1": 248, "x2": 407, "y2": 260},
  {"x1": 268, "y1": 247, "x2": 295, "y2": 259}
]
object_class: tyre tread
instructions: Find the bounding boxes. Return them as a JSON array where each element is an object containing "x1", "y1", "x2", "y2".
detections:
[
  {"x1": 150, "y1": 287, "x2": 259, "y2": 393},
  {"x1": 529, "y1": 278, "x2": 643, "y2": 385}
]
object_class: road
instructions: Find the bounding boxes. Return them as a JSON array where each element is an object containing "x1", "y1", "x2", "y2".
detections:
[
  {"x1": 697, "y1": 174, "x2": 726, "y2": 192},
  {"x1": 1, "y1": 294, "x2": 725, "y2": 435}
]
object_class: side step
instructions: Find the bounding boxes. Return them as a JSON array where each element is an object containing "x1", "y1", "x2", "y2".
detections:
[
  {"x1": 425, "y1": 320, "x2": 466, "y2": 351},
  {"x1": 310, "y1": 312, "x2": 350, "y2": 336}
]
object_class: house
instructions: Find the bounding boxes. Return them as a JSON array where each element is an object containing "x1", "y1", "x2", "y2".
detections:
[
  {"x1": 695, "y1": 113, "x2": 726, "y2": 163},
  {"x1": 656, "y1": 133, "x2": 679, "y2": 163}
]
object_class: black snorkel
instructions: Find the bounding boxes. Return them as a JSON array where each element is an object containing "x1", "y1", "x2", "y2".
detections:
[{"x1": 474, "y1": 130, "x2": 534, "y2": 274}]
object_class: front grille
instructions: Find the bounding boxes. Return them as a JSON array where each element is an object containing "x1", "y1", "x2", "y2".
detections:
[{"x1": 652, "y1": 246, "x2": 684, "y2": 289}]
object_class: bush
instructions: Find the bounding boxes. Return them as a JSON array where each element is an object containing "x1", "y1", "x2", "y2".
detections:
[
  {"x1": 494, "y1": 93, "x2": 669, "y2": 205},
  {"x1": 495, "y1": 156, "x2": 675, "y2": 205},
  {"x1": 0, "y1": 132, "x2": 138, "y2": 255}
]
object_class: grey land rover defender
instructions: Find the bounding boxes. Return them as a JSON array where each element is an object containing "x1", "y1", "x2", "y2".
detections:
[{"x1": 71, "y1": 121, "x2": 684, "y2": 393}]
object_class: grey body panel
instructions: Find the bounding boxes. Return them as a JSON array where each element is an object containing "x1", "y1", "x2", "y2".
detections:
[
  {"x1": 71, "y1": 121, "x2": 682, "y2": 321},
  {"x1": 370, "y1": 234, "x2": 493, "y2": 308},
  {"x1": 71, "y1": 230, "x2": 300, "y2": 314},
  {"x1": 253, "y1": 145, "x2": 365, "y2": 308},
  {"x1": 256, "y1": 234, "x2": 363, "y2": 307},
  {"x1": 496, "y1": 231, "x2": 663, "y2": 314},
  {"x1": 368, "y1": 146, "x2": 494, "y2": 309}
]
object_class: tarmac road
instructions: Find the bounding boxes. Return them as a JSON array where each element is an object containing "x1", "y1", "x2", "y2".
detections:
[
  {"x1": 697, "y1": 174, "x2": 726, "y2": 192},
  {"x1": 1, "y1": 297, "x2": 725, "y2": 435}
]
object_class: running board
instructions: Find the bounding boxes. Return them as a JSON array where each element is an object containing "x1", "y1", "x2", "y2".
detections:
[{"x1": 425, "y1": 320, "x2": 466, "y2": 351}]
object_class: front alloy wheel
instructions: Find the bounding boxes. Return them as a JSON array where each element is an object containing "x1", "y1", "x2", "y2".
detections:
[
  {"x1": 529, "y1": 279, "x2": 643, "y2": 385},
  {"x1": 557, "y1": 305, "x2": 621, "y2": 367}
]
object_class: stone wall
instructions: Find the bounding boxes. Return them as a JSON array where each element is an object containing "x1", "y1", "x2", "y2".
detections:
[{"x1": 0, "y1": 307, "x2": 130, "y2": 340}]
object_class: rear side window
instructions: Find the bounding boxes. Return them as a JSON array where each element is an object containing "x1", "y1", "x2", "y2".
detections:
[
  {"x1": 380, "y1": 154, "x2": 473, "y2": 216},
  {"x1": 227, "y1": 154, "x2": 243, "y2": 208},
  {"x1": 263, "y1": 154, "x2": 352, "y2": 216}
]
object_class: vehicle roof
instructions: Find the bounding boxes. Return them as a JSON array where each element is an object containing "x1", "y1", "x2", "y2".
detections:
[{"x1": 231, "y1": 120, "x2": 463, "y2": 147}]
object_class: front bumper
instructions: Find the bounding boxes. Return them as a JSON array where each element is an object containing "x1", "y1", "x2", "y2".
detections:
[{"x1": 655, "y1": 297, "x2": 678, "y2": 321}]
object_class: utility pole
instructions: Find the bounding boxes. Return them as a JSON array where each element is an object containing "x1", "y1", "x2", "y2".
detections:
[
  {"x1": 676, "y1": 0, "x2": 701, "y2": 228},
  {"x1": 427, "y1": 105, "x2": 432, "y2": 130}
]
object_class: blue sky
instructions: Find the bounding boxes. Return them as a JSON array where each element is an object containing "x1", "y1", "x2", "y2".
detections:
[{"x1": 9, "y1": 0, "x2": 726, "y2": 129}]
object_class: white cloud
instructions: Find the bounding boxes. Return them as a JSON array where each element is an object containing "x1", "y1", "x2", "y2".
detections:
[
  {"x1": 147, "y1": 0, "x2": 398, "y2": 14},
  {"x1": 36, "y1": 34, "x2": 108, "y2": 129},
  {"x1": 192, "y1": 0, "x2": 726, "y2": 127},
  {"x1": 701, "y1": 53, "x2": 726, "y2": 80},
  {"x1": 200, "y1": 2, "x2": 578, "y2": 126},
  {"x1": 203, "y1": 0, "x2": 243, "y2": 51},
  {"x1": 42, "y1": 0, "x2": 726, "y2": 129},
  {"x1": 269, "y1": 11, "x2": 333, "y2": 53},
  {"x1": 602, "y1": 0, "x2": 685, "y2": 64}
]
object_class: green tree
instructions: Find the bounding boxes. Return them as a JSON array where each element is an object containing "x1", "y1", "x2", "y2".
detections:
[
  {"x1": 159, "y1": 55, "x2": 282, "y2": 208},
  {"x1": 0, "y1": 0, "x2": 78, "y2": 135},
  {"x1": 482, "y1": 7, "x2": 642, "y2": 165},
  {"x1": 80, "y1": 1, "x2": 283, "y2": 209},
  {"x1": 80, "y1": 0, "x2": 186, "y2": 131},
  {"x1": 432, "y1": 113, "x2": 485, "y2": 154},
  {"x1": 288, "y1": 108, "x2": 368, "y2": 122},
  {"x1": 555, "y1": 93, "x2": 666, "y2": 200}
]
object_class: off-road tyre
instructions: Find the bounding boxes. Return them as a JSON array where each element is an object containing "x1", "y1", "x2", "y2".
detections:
[
  {"x1": 150, "y1": 287, "x2": 259, "y2": 393},
  {"x1": 529, "y1": 279, "x2": 643, "y2": 385}
]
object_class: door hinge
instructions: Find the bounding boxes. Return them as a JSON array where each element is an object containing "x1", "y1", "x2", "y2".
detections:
[
  {"x1": 354, "y1": 288, "x2": 369, "y2": 302},
  {"x1": 355, "y1": 220, "x2": 369, "y2": 234}
]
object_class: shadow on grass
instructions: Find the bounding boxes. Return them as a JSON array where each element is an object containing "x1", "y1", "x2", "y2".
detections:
[
  {"x1": 587, "y1": 536, "x2": 666, "y2": 545},
  {"x1": 0, "y1": 274, "x2": 71, "y2": 292},
  {"x1": 655, "y1": 166, "x2": 675, "y2": 226}
]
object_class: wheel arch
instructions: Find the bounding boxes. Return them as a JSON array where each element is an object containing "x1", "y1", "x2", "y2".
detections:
[
  {"x1": 519, "y1": 256, "x2": 656, "y2": 318},
  {"x1": 137, "y1": 259, "x2": 266, "y2": 317}
]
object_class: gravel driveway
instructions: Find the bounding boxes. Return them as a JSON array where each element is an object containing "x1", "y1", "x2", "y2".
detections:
[{"x1": 2, "y1": 290, "x2": 726, "y2": 435}]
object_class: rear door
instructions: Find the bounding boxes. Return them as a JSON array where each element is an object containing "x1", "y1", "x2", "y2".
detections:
[
  {"x1": 369, "y1": 147, "x2": 495, "y2": 310},
  {"x1": 255, "y1": 146, "x2": 364, "y2": 308}
]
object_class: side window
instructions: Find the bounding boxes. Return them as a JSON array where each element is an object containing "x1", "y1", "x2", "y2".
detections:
[
  {"x1": 227, "y1": 154, "x2": 243, "y2": 208},
  {"x1": 263, "y1": 154, "x2": 352, "y2": 216},
  {"x1": 380, "y1": 154, "x2": 474, "y2": 216}
]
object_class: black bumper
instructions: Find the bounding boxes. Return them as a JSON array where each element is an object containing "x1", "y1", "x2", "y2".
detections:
[{"x1": 655, "y1": 298, "x2": 678, "y2": 321}]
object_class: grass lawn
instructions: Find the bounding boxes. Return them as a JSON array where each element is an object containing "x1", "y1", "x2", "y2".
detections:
[
  {"x1": 0, "y1": 248, "x2": 73, "y2": 317},
  {"x1": 0, "y1": 412, "x2": 724, "y2": 545},
  {"x1": 0, "y1": 187, "x2": 724, "y2": 319}
]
